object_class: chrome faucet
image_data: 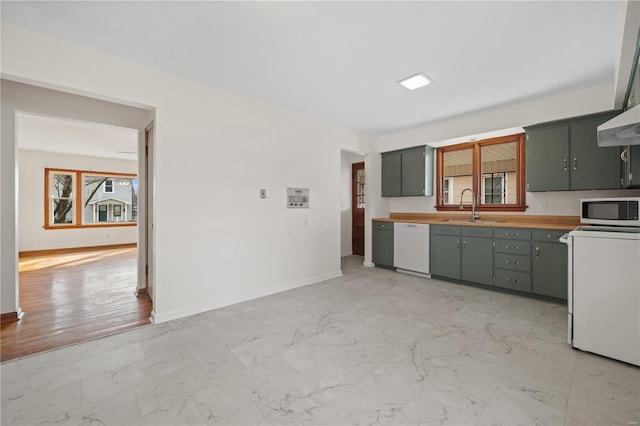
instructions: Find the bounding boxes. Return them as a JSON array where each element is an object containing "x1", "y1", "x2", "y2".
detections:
[{"x1": 460, "y1": 188, "x2": 479, "y2": 221}]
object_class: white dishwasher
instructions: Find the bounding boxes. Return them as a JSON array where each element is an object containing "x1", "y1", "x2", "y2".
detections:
[{"x1": 393, "y1": 222, "x2": 430, "y2": 277}]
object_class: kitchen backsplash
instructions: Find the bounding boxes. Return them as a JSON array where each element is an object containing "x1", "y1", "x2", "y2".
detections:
[{"x1": 388, "y1": 188, "x2": 640, "y2": 216}]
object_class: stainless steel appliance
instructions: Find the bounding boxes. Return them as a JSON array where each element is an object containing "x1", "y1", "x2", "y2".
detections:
[
  {"x1": 597, "y1": 104, "x2": 640, "y2": 147},
  {"x1": 562, "y1": 225, "x2": 640, "y2": 366},
  {"x1": 580, "y1": 197, "x2": 640, "y2": 227}
]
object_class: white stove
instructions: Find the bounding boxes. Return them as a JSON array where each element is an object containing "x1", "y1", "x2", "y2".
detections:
[{"x1": 563, "y1": 225, "x2": 640, "y2": 366}]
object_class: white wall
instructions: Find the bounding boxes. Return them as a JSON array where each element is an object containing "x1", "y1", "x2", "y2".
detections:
[
  {"x1": 376, "y1": 83, "x2": 640, "y2": 216},
  {"x1": 1, "y1": 24, "x2": 372, "y2": 321},
  {"x1": 18, "y1": 149, "x2": 138, "y2": 251},
  {"x1": 340, "y1": 151, "x2": 365, "y2": 257}
]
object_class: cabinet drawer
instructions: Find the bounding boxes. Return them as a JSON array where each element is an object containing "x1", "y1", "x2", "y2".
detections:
[
  {"x1": 494, "y1": 228, "x2": 531, "y2": 240},
  {"x1": 432, "y1": 225, "x2": 460, "y2": 236},
  {"x1": 495, "y1": 239, "x2": 531, "y2": 255},
  {"x1": 495, "y1": 253, "x2": 531, "y2": 272},
  {"x1": 532, "y1": 229, "x2": 567, "y2": 242},
  {"x1": 495, "y1": 269, "x2": 532, "y2": 293},
  {"x1": 373, "y1": 221, "x2": 393, "y2": 230},
  {"x1": 462, "y1": 227, "x2": 493, "y2": 238}
]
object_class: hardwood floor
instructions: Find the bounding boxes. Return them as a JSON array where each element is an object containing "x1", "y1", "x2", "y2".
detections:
[{"x1": 1, "y1": 245, "x2": 152, "y2": 362}]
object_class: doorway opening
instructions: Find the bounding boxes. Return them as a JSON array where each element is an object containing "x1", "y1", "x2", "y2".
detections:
[
  {"x1": 352, "y1": 161, "x2": 365, "y2": 256},
  {"x1": 340, "y1": 150, "x2": 365, "y2": 259},
  {"x1": 0, "y1": 80, "x2": 154, "y2": 362}
]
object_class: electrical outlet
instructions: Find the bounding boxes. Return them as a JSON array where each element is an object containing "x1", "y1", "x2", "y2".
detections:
[{"x1": 260, "y1": 188, "x2": 266, "y2": 199}]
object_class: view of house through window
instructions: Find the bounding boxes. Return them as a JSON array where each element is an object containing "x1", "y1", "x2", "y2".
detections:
[
  {"x1": 45, "y1": 168, "x2": 138, "y2": 228},
  {"x1": 436, "y1": 134, "x2": 525, "y2": 212},
  {"x1": 83, "y1": 175, "x2": 138, "y2": 224}
]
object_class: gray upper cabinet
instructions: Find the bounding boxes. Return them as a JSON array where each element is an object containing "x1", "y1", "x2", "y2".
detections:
[
  {"x1": 525, "y1": 110, "x2": 621, "y2": 191},
  {"x1": 381, "y1": 145, "x2": 433, "y2": 197},
  {"x1": 570, "y1": 114, "x2": 621, "y2": 190},
  {"x1": 381, "y1": 151, "x2": 402, "y2": 197},
  {"x1": 525, "y1": 126, "x2": 569, "y2": 191},
  {"x1": 621, "y1": 145, "x2": 640, "y2": 188}
]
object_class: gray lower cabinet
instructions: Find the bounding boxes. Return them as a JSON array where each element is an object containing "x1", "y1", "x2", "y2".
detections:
[
  {"x1": 372, "y1": 221, "x2": 394, "y2": 268},
  {"x1": 461, "y1": 228, "x2": 493, "y2": 285},
  {"x1": 430, "y1": 225, "x2": 569, "y2": 301},
  {"x1": 431, "y1": 226, "x2": 493, "y2": 285},
  {"x1": 494, "y1": 228, "x2": 532, "y2": 293},
  {"x1": 431, "y1": 226, "x2": 461, "y2": 280},
  {"x1": 532, "y1": 230, "x2": 568, "y2": 300}
]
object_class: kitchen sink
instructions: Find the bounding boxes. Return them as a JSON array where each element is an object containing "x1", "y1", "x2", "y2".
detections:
[{"x1": 442, "y1": 219, "x2": 501, "y2": 223}]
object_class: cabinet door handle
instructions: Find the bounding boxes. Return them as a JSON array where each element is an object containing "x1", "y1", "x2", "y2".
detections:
[
  {"x1": 573, "y1": 158, "x2": 577, "y2": 170},
  {"x1": 535, "y1": 246, "x2": 540, "y2": 258},
  {"x1": 621, "y1": 149, "x2": 628, "y2": 161},
  {"x1": 463, "y1": 241, "x2": 467, "y2": 250},
  {"x1": 506, "y1": 260, "x2": 510, "y2": 264},
  {"x1": 505, "y1": 245, "x2": 510, "y2": 249},
  {"x1": 563, "y1": 158, "x2": 568, "y2": 171},
  {"x1": 456, "y1": 240, "x2": 460, "y2": 248}
]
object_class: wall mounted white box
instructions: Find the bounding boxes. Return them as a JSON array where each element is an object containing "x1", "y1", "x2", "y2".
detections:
[{"x1": 287, "y1": 187, "x2": 309, "y2": 208}]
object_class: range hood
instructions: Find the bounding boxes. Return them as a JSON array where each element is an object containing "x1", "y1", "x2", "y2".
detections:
[{"x1": 597, "y1": 105, "x2": 640, "y2": 147}]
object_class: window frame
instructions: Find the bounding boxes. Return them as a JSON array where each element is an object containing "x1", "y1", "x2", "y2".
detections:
[
  {"x1": 435, "y1": 133, "x2": 526, "y2": 212},
  {"x1": 44, "y1": 168, "x2": 138, "y2": 229}
]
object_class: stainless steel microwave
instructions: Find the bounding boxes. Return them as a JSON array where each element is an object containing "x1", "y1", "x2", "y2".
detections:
[{"x1": 581, "y1": 197, "x2": 640, "y2": 226}]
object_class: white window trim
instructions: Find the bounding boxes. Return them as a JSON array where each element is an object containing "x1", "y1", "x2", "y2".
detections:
[
  {"x1": 443, "y1": 177, "x2": 453, "y2": 204},
  {"x1": 482, "y1": 173, "x2": 506, "y2": 204},
  {"x1": 103, "y1": 179, "x2": 114, "y2": 193}
]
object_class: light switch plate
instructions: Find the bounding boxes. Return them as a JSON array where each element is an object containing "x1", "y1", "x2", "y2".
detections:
[{"x1": 260, "y1": 189, "x2": 266, "y2": 199}]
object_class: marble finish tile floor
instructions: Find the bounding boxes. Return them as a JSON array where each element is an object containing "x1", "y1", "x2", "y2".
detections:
[{"x1": 1, "y1": 256, "x2": 638, "y2": 425}]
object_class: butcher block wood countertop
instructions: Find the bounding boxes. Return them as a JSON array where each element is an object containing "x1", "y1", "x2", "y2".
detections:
[{"x1": 373, "y1": 213, "x2": 580, "y2": 231}]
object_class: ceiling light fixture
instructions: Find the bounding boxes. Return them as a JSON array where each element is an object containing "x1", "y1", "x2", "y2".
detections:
[{"x1": 398, "y1": 73, "x2": 431, "y2": 90}]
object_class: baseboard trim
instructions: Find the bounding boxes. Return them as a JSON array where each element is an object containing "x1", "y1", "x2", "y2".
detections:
[
  {"x1": 19, "y1": 243, "x2": 137, "y2": 258},
  {"x1": 363, "y1": 261, "x2": 375, "y2": 267},
  {"x1": 152, "y1": 270, "x2": 343, "y2": 324},
  {"x1": 1, "y1": 309, "x2": 24, "y2": 324}
]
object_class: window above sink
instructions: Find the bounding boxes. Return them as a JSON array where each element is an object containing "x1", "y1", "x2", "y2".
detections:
[{"x1": 436, "y1": 133, "x2": 526, "y2": 213}]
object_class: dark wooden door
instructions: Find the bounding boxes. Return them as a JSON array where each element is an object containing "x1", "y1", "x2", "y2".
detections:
[{"x1": 352, "y1": 162, "x2": 365, "y2": 256}]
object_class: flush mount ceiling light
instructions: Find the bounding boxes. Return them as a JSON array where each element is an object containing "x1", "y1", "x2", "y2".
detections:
[{"x1": 397, "y1": 73, "x2": 431, "y2": 90}]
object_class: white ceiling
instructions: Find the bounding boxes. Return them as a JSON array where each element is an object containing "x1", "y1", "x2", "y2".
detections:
[
  {"x1": 17, "y1": 113, "x2": 138, "y2": 161},
  {"x1": 1, "y1": 1, "x2": 625, "y2": 136}
]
